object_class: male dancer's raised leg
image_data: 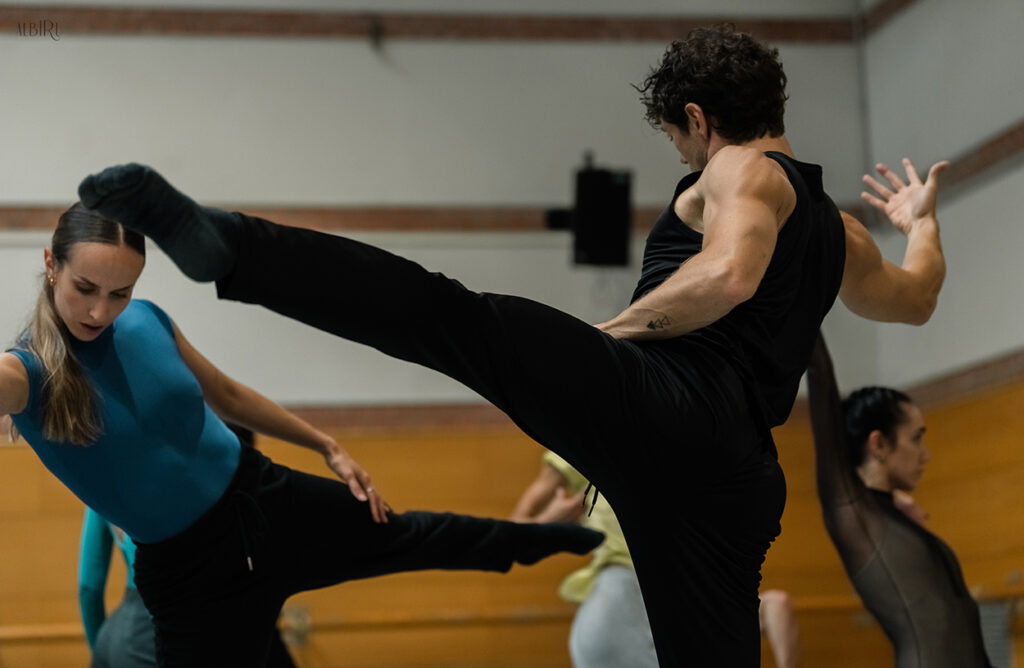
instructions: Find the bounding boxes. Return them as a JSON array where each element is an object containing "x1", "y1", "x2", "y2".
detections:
[
  {"x1": 77, "y1": 164, "x2": 671, "y2": 491},
  {"x1": 79, "y1": 163, "x2": 238, "y2": 282}
]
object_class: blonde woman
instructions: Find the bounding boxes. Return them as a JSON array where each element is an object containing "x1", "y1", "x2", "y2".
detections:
[{"x1": 0, "y1": 204, "x2": 602, "y2": 667}]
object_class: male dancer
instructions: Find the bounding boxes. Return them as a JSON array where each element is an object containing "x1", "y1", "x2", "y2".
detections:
[{"x1": 78, "y1": 25, "x2": 947, "y2": 666}]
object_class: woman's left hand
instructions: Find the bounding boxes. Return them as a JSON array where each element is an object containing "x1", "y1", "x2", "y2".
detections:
[{"x1": 324, "y1": 443, "x2": 390, "y2": 523}]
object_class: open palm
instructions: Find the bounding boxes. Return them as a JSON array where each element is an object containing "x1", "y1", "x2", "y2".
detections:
[{"x1": 861, "y1": 158, "x2": 949, "y2": 235}]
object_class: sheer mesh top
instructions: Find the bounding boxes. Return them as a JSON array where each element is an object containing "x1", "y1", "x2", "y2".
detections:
[{"x1": 806, "y1": 334, "x2": 993, "y2": 668}]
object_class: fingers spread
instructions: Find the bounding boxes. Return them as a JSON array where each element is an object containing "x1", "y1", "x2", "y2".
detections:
[
  {"x1": 876, "y1": 163, "x2": 907, "y2": 191},
  {"x1": 861, "y1": 191, "x2": 888, "y2": 211},
  {"x1": 928, "y1": 161, "x2": 950, "y2": 183},
  {"x1": 902, "y1": 158, "x2": 922, "y2": 185},
  {"x1": 863, "y1": 174, "x2": 894, "y2": 199}
]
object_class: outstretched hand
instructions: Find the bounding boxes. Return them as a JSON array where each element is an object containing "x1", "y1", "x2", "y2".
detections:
[
  {"x1": 324, "y1": 444, "x2": 390, "y2": 523},
  {"x1": 893, "y1": 489, "x2": 930, "y2": 527},
  {"x1": 535, "y1": 487, "x2": 587, "y2": 524},
  {"x1": 861, "y1": 158, "x2": 949, "y2": 235}
]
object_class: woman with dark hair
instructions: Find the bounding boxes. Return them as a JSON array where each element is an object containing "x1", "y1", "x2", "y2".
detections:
[
  {"x1": 0, "y1": 204, "x2": 603, "y2": 667},
  {"x1": 806, "y1": 334, "x2": 993, "y2": 668}
]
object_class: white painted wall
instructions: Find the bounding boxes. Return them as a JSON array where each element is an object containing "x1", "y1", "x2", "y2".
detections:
[
  {"x1": 10, "y1": 0, "x2": 859, "y2": 17},
  {"x1": 0, "y1": 36, "x2": 862, "y2": 206},
  {"x1": 0, "y1": 9, "x2": 867, "y2": 404},
  {"x1": 1, "y1": 227, "x2": 647, "y2": 404},
  {"x1": 824, "y1": 0, "x2": 1024, "y2": 391},
  {"x1": 16, "y1": 0, "x2": 1018, "y2": 404},
  {"x1": 864, "y1": 0, "x2": 1024, "y2": 169}
]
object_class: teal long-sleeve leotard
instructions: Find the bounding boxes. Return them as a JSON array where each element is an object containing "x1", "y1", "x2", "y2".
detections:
[
  {"x1": 9, "y1": 299, "x2": 240, "y2": 544},
  {"x1": 79, "y1": 507, "x2": 139, "y2": 648}
]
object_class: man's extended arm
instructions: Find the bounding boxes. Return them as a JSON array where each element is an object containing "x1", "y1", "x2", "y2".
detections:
[
  {"x1": 840, "y1": 159, "x2": 949, "y2": 325},
  {"x1": 597, "y1": 147, "x2": 794, "y2": 340}
]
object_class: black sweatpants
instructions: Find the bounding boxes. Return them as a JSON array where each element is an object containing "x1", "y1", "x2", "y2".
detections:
[
  {"x1": 215, "y1": 215, "x2": 787, "y2": 667},
  {"x1": 134, "y1": 447, "x2": 556, "y2": 667}
]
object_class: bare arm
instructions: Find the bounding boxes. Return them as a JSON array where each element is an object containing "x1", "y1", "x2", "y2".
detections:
[
  {"x1": 171, "y1": 323, "x2": 389, "y2": 523},
  {"x1": 840, "y1": 159, "x2": 948, "y2": 325},
  {"x1": 759, "y1": 590, "x2": 800, "y2": 668},
  {"x1": 510, "y1": 464, "x2": 584, "y2": 524},
  {"x1": 597, "y1": 147, "x2": 794, "y2": 339},
  {"x1": 0, "y1": 353, "x2": 29, "y2": 417}
]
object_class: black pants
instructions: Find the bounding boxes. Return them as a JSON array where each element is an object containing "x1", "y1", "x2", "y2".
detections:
[
  {"x1": 91, "y1": 586, "x2": 296, "y2": 668},
  {"x1": 215, "y1": 215, "x2": 787, "y2": 667},
  {"x1": 134, "y1": 447, "x2": 547, "y2": 667}
]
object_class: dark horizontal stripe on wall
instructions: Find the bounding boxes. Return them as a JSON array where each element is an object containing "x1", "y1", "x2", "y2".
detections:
[
  {"x1": 0, "y1": 204, "x2": 875, "y2": 233},
  {"x1": 862, "y1": 0, "x2": 920, "y2": 35},
  {"x1": 0, "y1": 6, "x2": 855, "y2": 42},
  {"x1": 788, "y1": 345, "x2": 1024, "y2": 422},
  {"x1": 0, "y1": 605, "x2": 576, "y2": 643},
  {"x1": 285, "y1": 403, "x2": 516, "y2": 433},
  {"x1": 288, "y1": 345, "x2": 1024, "y2": 432},
  {"x1": 218, "y1": 206, "x2": 554, "y2": 232},
  {"x1": 904, "y1": 347, "x2": 1024, "y2": 411},
  {"x1": 0, "y1": 1, "x2": 932, "y2": 42},
  {"x1": 842, "y1": 117, "x2": 1024, "y2": 229},
  {"x1": 0, "y1": 205, "x2": 666, "y2": 232},
  {"x1": 943, "y1": 117, "x2": 1024, "y2": 194}
]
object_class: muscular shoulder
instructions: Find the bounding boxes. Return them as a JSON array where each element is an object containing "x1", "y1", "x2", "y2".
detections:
[
  {"x1": 840, "y1": 211, "x2": 881, "y2": 278},
  {"x1": 701, "y1": 146, "x2": 796, "y2": 222}
]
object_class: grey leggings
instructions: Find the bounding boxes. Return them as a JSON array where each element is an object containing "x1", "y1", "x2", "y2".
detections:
[
  {"x1": 569, "y1": 566, "x2": 657, "y2": 668},
  {"x1": 91, "y1": 588, "x2": 156, "y2": 668}
]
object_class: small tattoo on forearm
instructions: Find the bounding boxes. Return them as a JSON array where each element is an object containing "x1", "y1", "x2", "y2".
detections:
[{"x1": 646, "y1": 316, "x2": 671, "y2": 330}]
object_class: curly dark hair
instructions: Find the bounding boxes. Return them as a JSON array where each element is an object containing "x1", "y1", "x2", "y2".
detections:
[
  {"x1": 637, "y1": 25, "x2": 788, "y2": 143},
  {"x1": 842, "y1": 386, "x2": 913, "y2": 471}
]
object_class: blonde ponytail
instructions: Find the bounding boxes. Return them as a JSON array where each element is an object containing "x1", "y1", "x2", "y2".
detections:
[
  {"x1": 15, "y1": 202, "x2": 146, "y2": 446},
  {"x1": 24, "y1": 278, "x2": 102, "y2": 445}
]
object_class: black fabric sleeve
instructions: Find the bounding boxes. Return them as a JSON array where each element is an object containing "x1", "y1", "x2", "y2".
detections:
[{"x1": 806, "y1": 332, "x2": 885, "y2": 575}]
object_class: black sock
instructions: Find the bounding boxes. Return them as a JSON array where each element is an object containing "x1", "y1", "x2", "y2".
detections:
[
  {"x1": 515, "y1": 523, "x2": 605, "y2": 566},
  {"x1": 78, "y1": 163, "x2": 239, "y2": 282}
]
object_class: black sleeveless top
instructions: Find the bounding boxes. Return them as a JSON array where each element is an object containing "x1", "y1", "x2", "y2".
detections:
[{"x1": 631, "y1": 152, "x2": 846, "y2": 427}]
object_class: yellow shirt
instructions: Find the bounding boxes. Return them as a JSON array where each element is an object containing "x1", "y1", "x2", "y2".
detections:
[{"x1": 542, "y1": 451, "x2": 633, "y2": 603}]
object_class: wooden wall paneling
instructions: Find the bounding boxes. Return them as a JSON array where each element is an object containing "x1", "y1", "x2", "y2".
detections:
[
  {"x1": 0, "y1": 643, "x2": 90, "y2": 668},
  {"x1": 2, "y1": 374, "x2": 1021, "y2": 665},
  {"x1": 911, "y1": 382, "x2": 1024, "y2": 598},
  {"x1": 761, "y1": 606, "x2": 892, "y2": 668},
  {"x1": 0, "y1": 446, "x2": 85, "y2": 627},
  {"x1": 257, "y1": 427, "x2": 581, "y2": 666},
  {"x1": 762, "y1": 420, "x2": 857, "y2": 599},
  {"x1": 287, "y1": 621, "x2": 574, "y2": 668}
]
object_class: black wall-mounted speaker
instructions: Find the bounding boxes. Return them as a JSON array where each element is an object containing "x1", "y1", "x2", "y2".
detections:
[{"x1": 572, "y1": 166, "x2": 632, "y2": 266}]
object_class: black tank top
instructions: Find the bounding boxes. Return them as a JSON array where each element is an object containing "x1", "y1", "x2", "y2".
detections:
[{"x1": 631, "y1": 152, "x2": 846, "y2": 427}]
